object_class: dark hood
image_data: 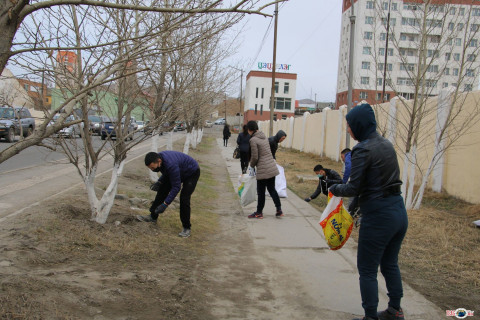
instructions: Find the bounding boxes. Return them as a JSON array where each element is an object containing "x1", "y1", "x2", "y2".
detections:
[
  {"x1": 273, "y1": 130, "x2": 286, "y2": 142},
  {"x1": 345, "y1": 103, "x2": 377, "y2": 142}
]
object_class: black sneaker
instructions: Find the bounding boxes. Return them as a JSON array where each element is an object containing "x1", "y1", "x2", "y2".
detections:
[
  {"x1": 248, "y1": 212, "x2": 263, "y2": 219},
  {"x1": 275, "y1": 209, "x2": 284, "y2": 218},
  {"x1": 178, "y1": 228, "x2": 191, "y2": 238},
  {"x1": 136, "y1": 215, "x2": 156, "y2": 223},
  {"x1": 352, "y1": 317, "x2": 378, "y2": 320},
  {"x1": 378, "y1": 306, "x2": 404, "y2": 320}
]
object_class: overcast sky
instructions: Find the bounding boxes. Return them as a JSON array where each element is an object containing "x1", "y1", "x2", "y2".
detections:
[{"x1": 229, "y1": 0, "x2": 343, "y2": 102}]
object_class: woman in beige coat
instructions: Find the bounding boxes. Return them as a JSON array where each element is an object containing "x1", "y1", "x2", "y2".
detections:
[{"x1": 246, "y1": 120, "x2": 283, "y2": 219}]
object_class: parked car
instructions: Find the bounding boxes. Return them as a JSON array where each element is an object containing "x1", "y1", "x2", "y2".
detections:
[
  {"x1": 88, "y1": 115, "x2": 103, "y2": 135},
  {"x1": 214, "y1": 118, "x2": 225, "y2": 125},
  {"x1": 0, "y1": 106, "x2": 35, "y2": 142},
  {"x1": 101, "y1": 117, "x2": 135, "y2": 140},
  {"x1": 173, "y1": 122, "x2": 186, "y2": 132},
  {"x1": 136, "y1": 121, "x2": 145, "y2": 132},
  {"x1": 50, "y1": 114, "x2": 83, "y2": 138},
  {"x1": 205, "y1": 120, "x2": 213, "y2": 128}
]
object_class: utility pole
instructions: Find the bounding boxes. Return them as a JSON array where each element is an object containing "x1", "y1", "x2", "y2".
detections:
[
  {"x1": 346, "y1": 0, "x2": 356, "y2": 148},
  {"x1": 229, "y1": 66, "x2": 244, "y2": 127},
  {"x1": 382, "y1": 0, "x2": 392, "y2": 102},
  {"x1": 269, "y1": 2, "x2": 279, "y2": 137}
]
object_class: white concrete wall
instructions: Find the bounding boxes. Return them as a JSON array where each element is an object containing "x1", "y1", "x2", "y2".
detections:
[{"x1": 258, "y1": 89, "x2": 480, "y2": 204}]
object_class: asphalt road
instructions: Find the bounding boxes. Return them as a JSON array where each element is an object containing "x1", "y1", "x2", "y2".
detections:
[{"x1": 0, "y1": 131, "x2": 185, "y2": 221}]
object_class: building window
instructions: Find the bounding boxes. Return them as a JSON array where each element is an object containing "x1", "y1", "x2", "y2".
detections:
[
  {"x1": 454, "y1": 53, "x2": 460, "y2": 61},
  {"x1": 445, "y1": 53, "x2": 451, "y2": 61},
  {"x1": 468, "y1": 54, "x2": 476, "y2": 62},
  {"x1": 273, "y1": 114, "x2": 277, "y2": 121},
  {"x1": 459, "y1": 8, "x2": 465, "y2": 16},
  {"x1": 392, "y1": 3, "x2": 397, "y2": 11},
  {"x1": 360, "y1": 91, "x2": 368, "y2": 99},
  {"x1": 363, "y1": 46, "x2": 372, "y2": 55},
  {"x1": 449, "y1": 7, "x2": 456, "y2": 15},
  {"x1": 458, "y1": 23, "x2": 464, "y2": 31},
  {"x1": 256, "y1": 88, "x2": 258, "y2": 98},
  {"x1": 284, "y1": 82, "x2": 289, "y2": 94},
  {"x1": 455, "y1": 38, "x2": 462, "y2": 46},
  {"x1": 376, "y1": 93, "x2": 382, "y2": 100},
  {"x1": 260, "y1": 104, "x2": 263, "y2": 115},
  {"x1": 261, "y1": 88, "x2": 264, "y2": 99},
  {"x1": 365, "y1": 16, "x2": 374, "y2": 25},
  {"x1": 427, "y1": 50, "x2": 439, "y2": 58},
  {"x1": 385, "y1": 93, "x2": 391, "y2": 100},
  {"x1": 473, "y1": 8, "x2": 480, "y2": 16},
  {"x1": 400, "y1": 63, "x2": 415, "y2": 71},
  {"x1": 377, "y1": 78, "x2": 383, "y2": 86},
  {"x1": 274, "y1": 82, "x2": 279, "y2": 94},
  {"x1": 448, "y1": 22, "x2": 454, "y2": 31},
  {"x1": 282, "y1": 114, "x2": 287, "y2": 120},
  {"x1": 382, "y1": 2, "x2": 388, "y2": 10},
  {"x1": 274, "y1": 97, "x2": 292, "y2": 110},
  {"x1": 366, "y1": 1, "x2": 374, "y2": 9},
  {"x1": 379, "y1": 48, "x2": 385, "y2": 56},
  {"x1": 387, "y1": 48, "x2": 393, "y2": 56},
  {"x1": 442, "y1": 82, "x2": 448, "y2": 88},
  {"x1": 361, "y1": 77, "x2": 370, "y2": 85},
  {"x1": 470, "y1": 39, "x2": 478, "y2": 47},
  {"x1": 364, "y1": 31, "x2": 373, "y2": 40},
  {"x1": 453, "y1": 68, "x2": 459, "y2": 76},
  {"x1": 466, "y1": 69, "x2": 475, "y2": 77},
  {"x1": 255, "y1": 104, "x2": 258, "y2": 114},
  {"x1": 378, "y1": 63, "x2": 392, "y2": 71},
  {"x1": 471, "y1": 24, "x2": 480, "y2": 32},
  {"x1": 465, "y1": 84, "x2": 473, "y2": 91},
  {"x1": 444, "y1": 68, "x2": 450, "y2": 75},
  {"x1": 427, "y1": 65, "x2": 439, "y2": 73},
  {"x1": 362, "y1": 61, "x2": 371, "y2": 70}
]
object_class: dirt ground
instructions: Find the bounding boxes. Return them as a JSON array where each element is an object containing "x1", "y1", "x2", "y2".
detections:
[{"x1": 1, "y1": 131, "x2": 479, "y2": 319}]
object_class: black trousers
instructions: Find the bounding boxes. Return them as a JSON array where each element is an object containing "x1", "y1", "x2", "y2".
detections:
[
  {"x1": 256, "y1": 176, "x2": 281, "y2": 213},
  {"x1": 239, "y1": 151, "x2": 249, "y2": 174},
  {"x1": 223, "y1": 138, "x2": 229, "y2": 146},
  {"x1": 150, "y1": 169, "x2": 200, "y2": 229}
]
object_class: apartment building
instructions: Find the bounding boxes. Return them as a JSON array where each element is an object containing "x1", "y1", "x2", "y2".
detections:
[
  {"x1": 243, "y1": 70, "x2": 297, "y2": 123},
  {"x1": 336, "y1": 0, "x2": 480, "y2": 107}
]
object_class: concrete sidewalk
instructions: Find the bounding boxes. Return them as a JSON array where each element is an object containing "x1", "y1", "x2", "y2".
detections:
[{"x1": 217, "y1": 138, "x2": 444, "y2": 320}]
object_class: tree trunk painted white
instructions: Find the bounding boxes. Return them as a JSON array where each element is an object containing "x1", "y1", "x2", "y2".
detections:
[
  {"x1": 167, "y1": 131, "x2": 173, "y2": 150},
  {"x1": 387, "y1": 97, "x2": 398, "y2": 145},
  {"x1": 320, "y1": 108, "x2": 329, "y2": 156},
  {"x1": 190, "y1": 129, "x2": 198, "y2": 149},
  {"x1": 87, "y1": 160, "x2": 126, "y2": 224},
  {"x1": 287, "y1": 116, "x2": 294, "y2": 148},
  {"x1": 183, "y1": 132, "x2": 191, "y2": 154},
  {"x1": 405, "y1": 145, "x2": 417, "y2": 210},
  {"x1": 149, "y1": 132, "x2": 160, "y2": 182},
  {"x1": 300, "y1": 112, "x2": 310, "y2": 152},
  {"x1": 335, "y1": 106, "x2": 346, "y2": 162},
  {"x1": 197, "y1": 128, "x2": 203, "y2": 144}
]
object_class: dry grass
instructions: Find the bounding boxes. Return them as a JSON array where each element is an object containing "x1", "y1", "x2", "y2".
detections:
[{"x1": 277, "y1": 147, "x2": 480, "y2": 312}]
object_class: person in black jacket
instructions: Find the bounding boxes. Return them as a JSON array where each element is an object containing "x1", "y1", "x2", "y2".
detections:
[
  {"x1": 329, "y1": 103, "x2": 408, "y2": 320},
  {"x1": 304, "y1": 165, "x2": 342, "y2": 202},
  {"x1": 223, "y1": 124, "x2": 231, "y2": 147},
  {"x1": 236, "y1": 125, "x2": 251, "y2": 174},
  {"x1": 268, "y1": 130, "x2": 286, "y2": 159}
]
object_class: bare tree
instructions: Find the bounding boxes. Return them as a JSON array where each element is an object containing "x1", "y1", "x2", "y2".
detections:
[{"x1": 368, "y1": 0, "x2": 480, "y2": 209}]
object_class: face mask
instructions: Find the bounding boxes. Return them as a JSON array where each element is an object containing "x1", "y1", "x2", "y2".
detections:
[
  {"x1": 153, "y1": 167, "x2": 161, "y2": 172},
  {"x1": 317, "y1": 174, "x2": 323, "y2": 178}
]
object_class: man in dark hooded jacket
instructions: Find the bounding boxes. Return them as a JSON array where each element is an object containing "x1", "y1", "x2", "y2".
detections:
[
  {"x1": 268, "y1": 130, "x2": 287, "y2": 159},
  {"x1": 329, "y1": 103, "x2": 408, "y2": 320}
]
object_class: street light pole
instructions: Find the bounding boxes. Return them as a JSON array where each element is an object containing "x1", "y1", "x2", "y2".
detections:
[
  {"x1": 269, "y1": 2, "x2": 279, "y2": 137},
  {"x1": 346, "y1": 0, "x2": 356, "y2": 148}
]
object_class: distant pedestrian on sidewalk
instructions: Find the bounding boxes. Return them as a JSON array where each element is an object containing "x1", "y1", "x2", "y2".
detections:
[
  {"x1": 304, "y1": 165, "x2": 342, "y2": 203},
  {"x1": 329, "y1": 103, "x2": 408, "y2": 320},
  {"x1": 223, "y1": 124, "x2": 231, "y2": 147},
  {"x1": 268, "y1": 129, "x2": 287, "y2": 159},
  {"x1": 246, "y1": 120, "x2": 283, "y2": 219},
  {"x1": 236, "y1": 125, "x2": 251, "y2": 174},
  {"x1": 136, "y1": 151, "x2": 201, "y2": 238}
]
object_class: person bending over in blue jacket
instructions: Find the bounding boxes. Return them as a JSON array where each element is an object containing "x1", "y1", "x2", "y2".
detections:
[
  {"x1": 329, "y1": 103, "x2": 408, "y2": 320},
  {"x1": 137, "y1": 151, "x2": 200, "y2": 238}
]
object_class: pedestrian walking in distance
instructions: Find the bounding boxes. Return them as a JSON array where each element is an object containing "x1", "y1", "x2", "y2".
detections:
[
  {"x1": 236, "y1": 125, "x2": 251, "y2": 174},
  {"x1": 246, "y1": 120, "x2": 283, "y2": 219},
  {"x1": 329, "y1": 103, "x2": 408, "y2": 320},
  {"x1": 137, "y1": 151, "x2": 201, "y2": 238},
  {"x1": 223, "y1": 124, "x2": 231, "y2": 147}
]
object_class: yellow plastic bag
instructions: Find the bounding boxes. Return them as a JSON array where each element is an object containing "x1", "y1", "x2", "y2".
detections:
[{"x1": 318, "y1": 192, "x2": 354, "y2": 250}]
